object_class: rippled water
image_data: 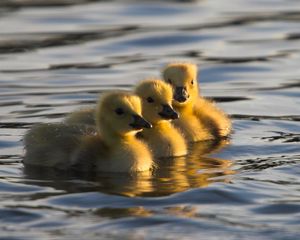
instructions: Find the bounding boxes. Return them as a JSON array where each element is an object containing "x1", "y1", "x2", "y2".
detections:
[{"x1": 0, "y1": 0, "x2": 300, "y2": 239}]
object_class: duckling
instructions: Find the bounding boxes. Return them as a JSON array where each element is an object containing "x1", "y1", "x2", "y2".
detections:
[
  {"x1": 162, "y1": 63, "x2": 231, "y2": 142},
  {"x1": 135, "y1": 79, "x2": 187, "y2": 158},
  {"x1": 64, "y1": 107, "x2": 95, "y2": 128},
  {"x1": 24, "y1": 92, "x2": 154, "y2": 173}
]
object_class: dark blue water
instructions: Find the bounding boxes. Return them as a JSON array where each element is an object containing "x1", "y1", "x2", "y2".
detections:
[{"x1": 0, "y1": 0, "x2": 299, "y2": 239}]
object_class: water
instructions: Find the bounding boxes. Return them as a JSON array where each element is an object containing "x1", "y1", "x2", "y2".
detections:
[{"x1": 0, "y1": 0, "x2": 300, "y2": 239}]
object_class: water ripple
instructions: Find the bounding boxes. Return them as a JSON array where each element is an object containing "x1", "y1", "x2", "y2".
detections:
[{"x1": 0, "y1": 0, "x2": 300, "y2": 239}]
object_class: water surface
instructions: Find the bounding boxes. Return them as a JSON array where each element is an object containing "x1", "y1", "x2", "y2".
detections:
[{"x1": 0, "y1": 0, "x2": 299, "y2": 239}]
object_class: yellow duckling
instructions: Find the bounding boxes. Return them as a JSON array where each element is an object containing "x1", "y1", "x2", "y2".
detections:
[
  {"x1": 135, "y1": 79, "x2": 187, "y2": 158},
  {"x1": 24, "y1": 92, "x2": 154, "y2": 173},
  {"x1": 162, "y1": 63, "x2": 232, "y2": 142},
  {"x1": 64, "y1": 107, "x2": 95, "y2": 127}
]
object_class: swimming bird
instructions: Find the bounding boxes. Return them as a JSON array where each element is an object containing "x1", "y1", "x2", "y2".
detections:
[
  {"x1": 24, "y1": 92, "x2": 154, "y2": 173},
  {"x1": 162, "y1": 62, "x2": 231, "y2": 142},
  {"x1": 135, "y1": 79, "x2": 187, "y2": 158},
  {"x1": 64, "y1": 107, "x2": 95, "y2": 128}
]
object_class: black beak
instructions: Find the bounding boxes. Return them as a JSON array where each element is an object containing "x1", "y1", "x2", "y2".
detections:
[
  {"x1": 130, "y1": 114, "x2": 152, "y2": 129},
  {"x1": 159, "y1": 104, "x2": 179, "y2": 120},
  {"x1": 174, "y1": 87, "x2": 189, "y2": 103}
]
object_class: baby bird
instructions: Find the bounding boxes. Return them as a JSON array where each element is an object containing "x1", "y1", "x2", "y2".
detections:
[
  {"x1": 162, "y1": 63, "x2": 231, "y2": 142},
  {"x1": 64, "y1": 107, "x2": 95, "y2": 127},
  {"x1": 134, "y1": 79, "x2": 187, "y2": 158},
  {"x1": 24, "y1": 92, "x2": 154, "y2": 173}
]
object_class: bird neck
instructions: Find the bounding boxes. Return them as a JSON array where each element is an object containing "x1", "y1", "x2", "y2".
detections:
[
  {"x1": 152, "y1": 120, "x2": 170, "y2": 128},
  {"x1": 143, "y1": 120, "x2": 171, "y2": 135},
  {"x1": 173, "y1": 99, "x2": 194, "y2": 114},
  {"x1": 98, "y1": 123, "x2": 138, "y2": 146}
]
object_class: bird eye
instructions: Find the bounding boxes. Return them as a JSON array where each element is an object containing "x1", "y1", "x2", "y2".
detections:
[
  {"x1": 115, "y1": 108, "x2": 124, "y2": 115},
  {"x1": 191, "y1": 79, "x2": 194, "y2": 85},
  {"x1": 167, "y1": 79, "x2": 172, "y2": 84},
  {"x1": 147, "y1": 97, "x2": 154, "y2": 103}
]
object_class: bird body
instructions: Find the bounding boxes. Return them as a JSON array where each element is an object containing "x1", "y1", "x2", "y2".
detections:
[
  {"x1": 141, "y1": 120, "x2": 187, "y2": 157},
  {"x1": 135, "y1": 79, "x2": 187, "y2": 157},
  {"x1": 24, "y1": 92, "x2": 153, "y2": 173},
  {"x1": 64, "y1": 79, "x2": 187, "y2": 158},
  {"x1": 172, "y1": 104, "x2": 214, "y2": 142},
  {"x1": 162, "y1": 63, "x2": 231, "y2": 142},
  {"x1": 194, "y1": 98, "x2": 231, "y2": 137},
  {"x1": 64, "y1": 107, "x2": 95, "y2": 127}
]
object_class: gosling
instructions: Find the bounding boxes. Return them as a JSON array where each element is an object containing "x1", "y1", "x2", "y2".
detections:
[
  {"x1": 24, "y1": 92, "x2": 154, "y2": 173},
  {"x1": 135, "y1": 79, "x2": 187, "y2": 158},
  {"x1": 162, "y1": 63, "x2": 231, "y2": 142}
]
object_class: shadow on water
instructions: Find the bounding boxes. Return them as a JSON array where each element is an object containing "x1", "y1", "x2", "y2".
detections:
[
  {"x1": 261, "y1": 131, "x2": 300, "y2": 143},
  {"x1": 1, "y1": 4, "x2": 299, "y2": 56},
  {"x1": 231, "y1": 114, "x2": 300, "y2": 122},
  {"x1": 0, "y1": 26, "x2": 140, "y2": 54},
  {"x1": 237, "y1": 154, "x2": 299, "y2": 172},
  {"x1": 0, "y1": 0, "x2": 202, "y2": 8},
  {"x1": 23, "y1": 139, "x2": 234, "y2": 198},
  {"x1": 0, "y1": 0, "x2": 105, "y2": 8}
]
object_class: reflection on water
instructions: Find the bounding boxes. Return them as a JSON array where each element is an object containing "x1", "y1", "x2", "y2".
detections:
[
  {"x1": 24, "y1": 139, "x2": 234, "y2": 198},
  {"x1": 1, "y1": 0, "x2": 300, "y2": 239}
]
